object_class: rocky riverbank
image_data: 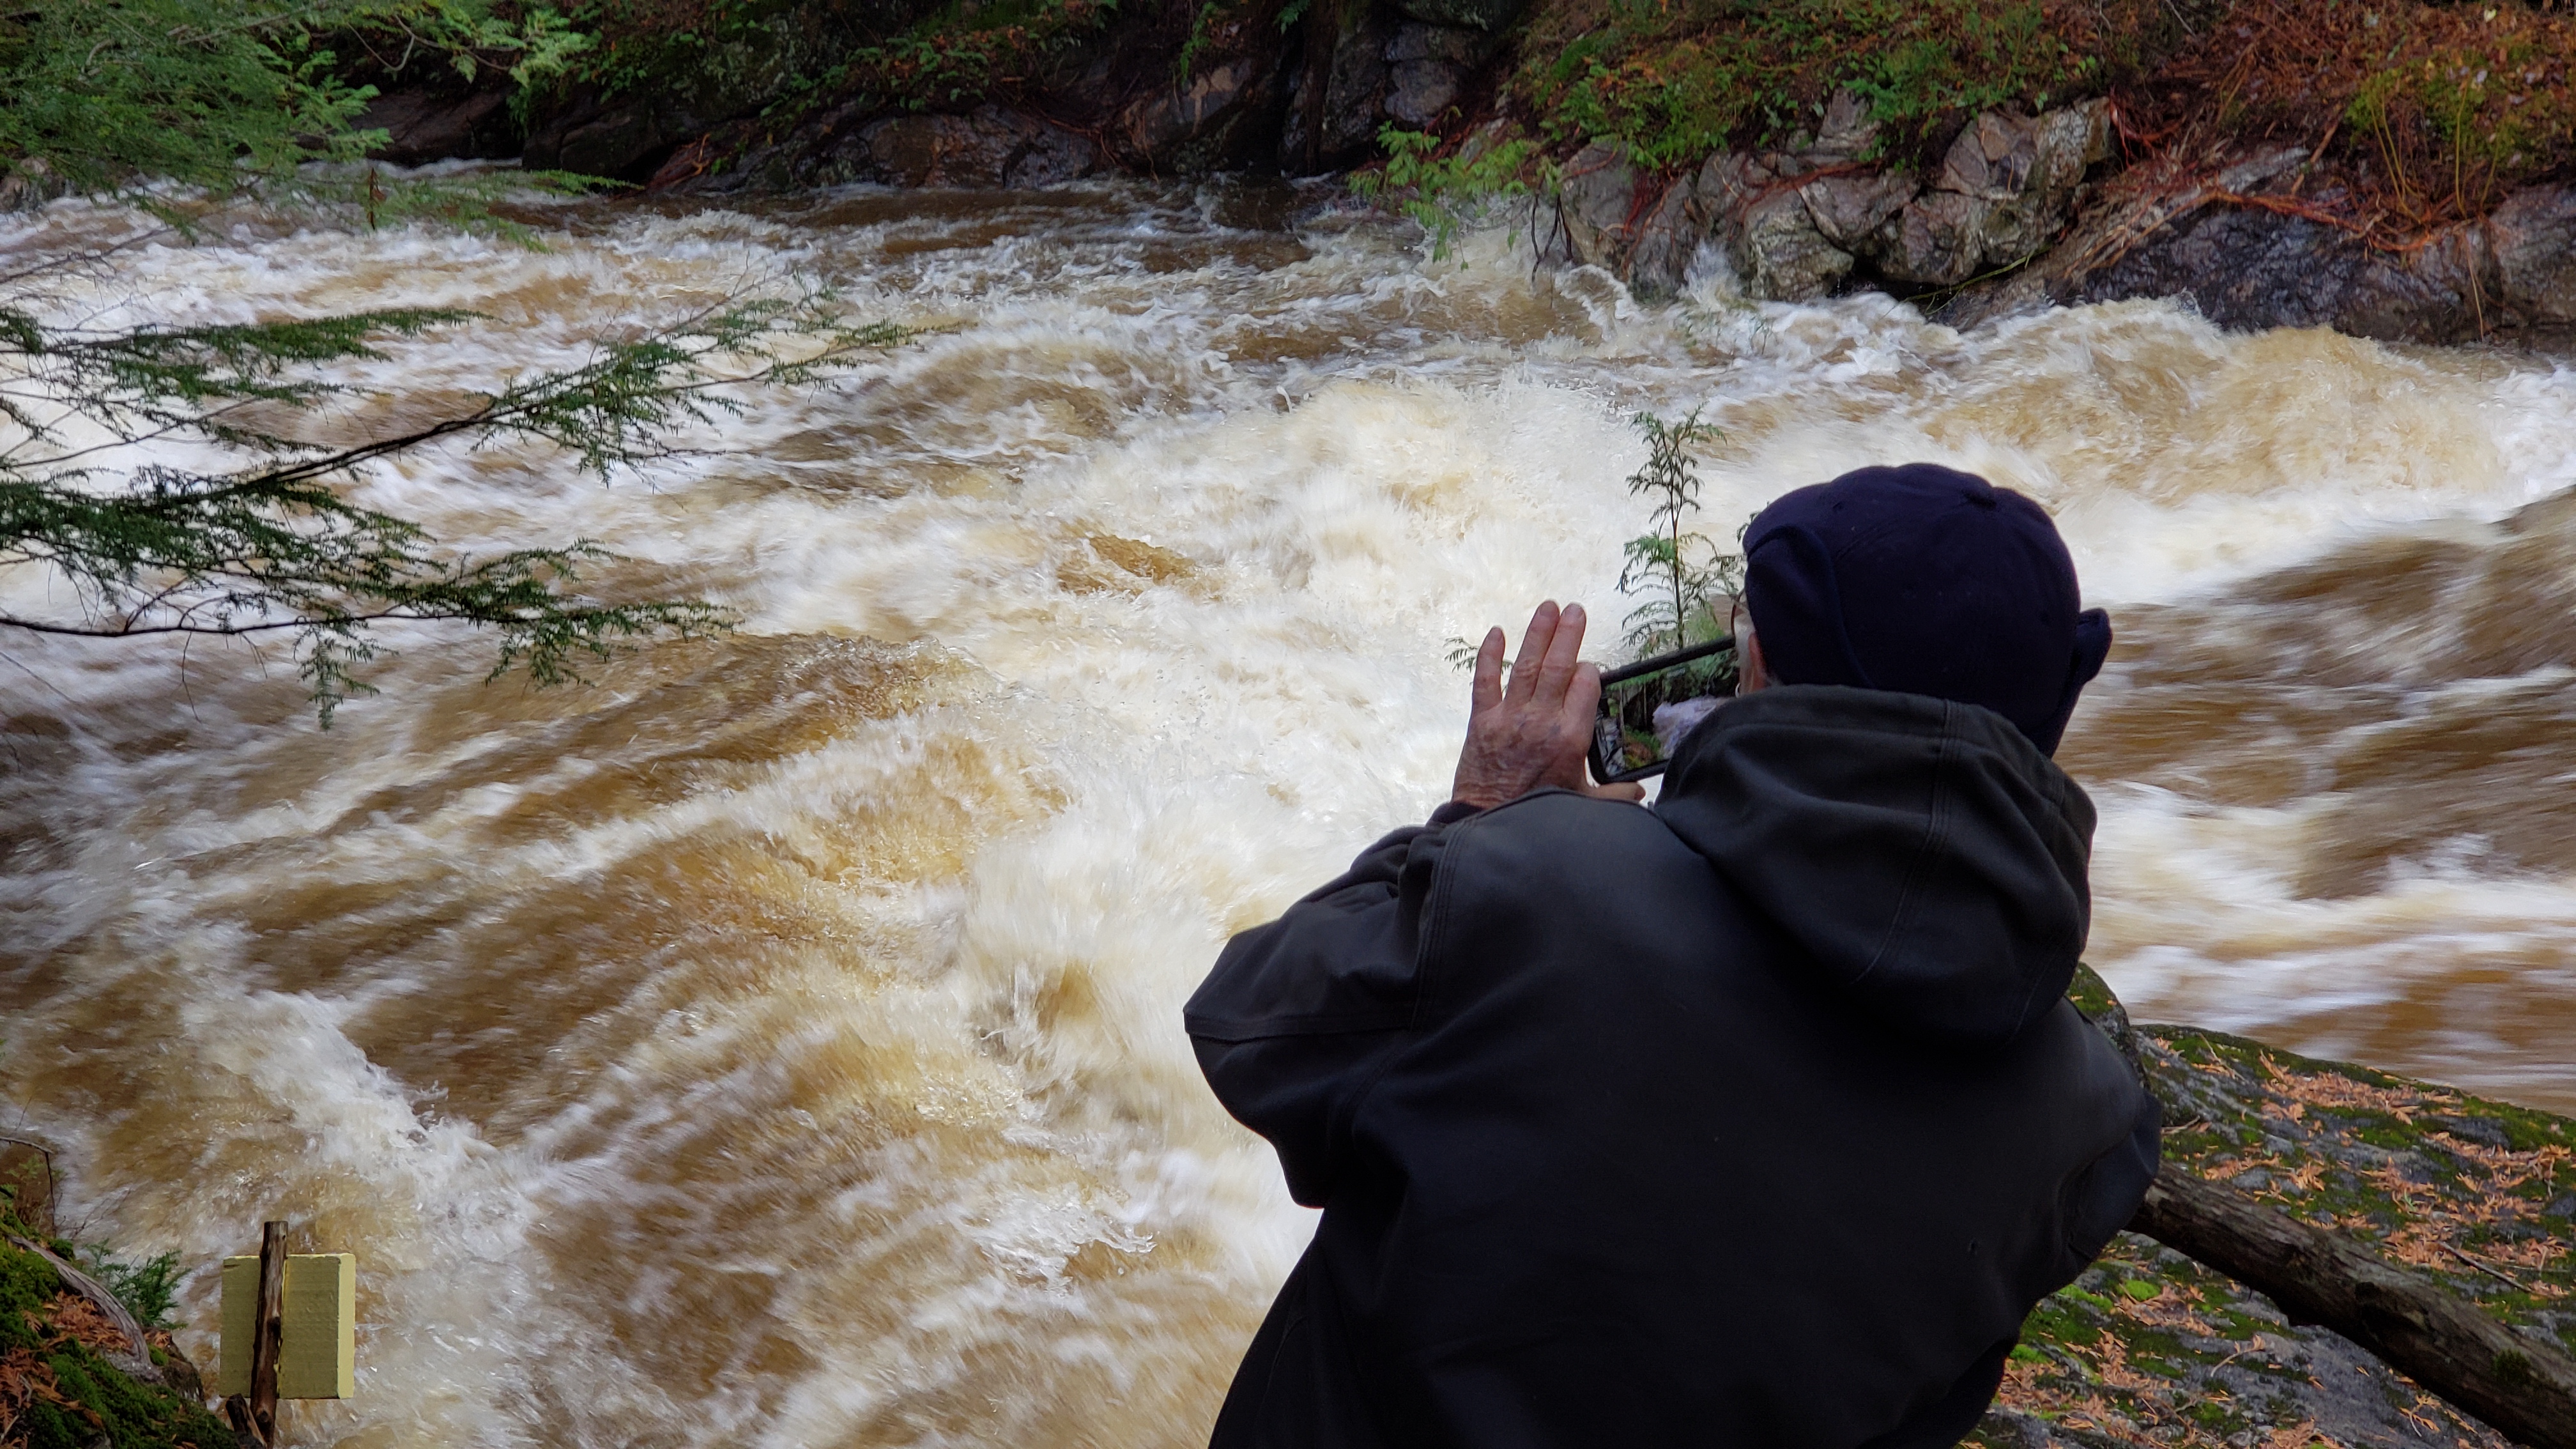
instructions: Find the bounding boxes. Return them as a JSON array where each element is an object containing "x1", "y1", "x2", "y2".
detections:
[{"x1": 341, "y1": 0, "x2": 2576, "y2": 346}]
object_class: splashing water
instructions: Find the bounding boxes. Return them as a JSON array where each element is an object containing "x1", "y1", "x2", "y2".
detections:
[{"x1": 6, "y1": 180, "x2": 2576, "y2": 1445}]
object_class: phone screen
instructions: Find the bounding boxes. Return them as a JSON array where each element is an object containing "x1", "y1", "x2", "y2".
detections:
[{"x1": 1588, "y1": 638, "x2": 1740, "y2": 785}]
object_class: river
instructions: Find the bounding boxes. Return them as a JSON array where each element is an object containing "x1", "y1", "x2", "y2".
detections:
[{"x1": 4, "y1": 179, "x2": 2575, "y2": 1446}]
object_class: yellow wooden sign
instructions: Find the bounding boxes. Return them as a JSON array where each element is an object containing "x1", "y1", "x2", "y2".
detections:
[{"x1": 217, "y1": 1253, "x2": 355, "y2": 1400}]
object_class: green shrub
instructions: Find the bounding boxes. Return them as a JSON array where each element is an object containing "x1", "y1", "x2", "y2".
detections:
[
  {"x1": 80, "y1": 1246, "x2": 185, "y2": 1333},
  {"x1": 1349, "y1": 126, "x2": 1540, "y2": 257},
  {"x1": 1512, "y1": 0, "x2": 2129, "y2": 169}
]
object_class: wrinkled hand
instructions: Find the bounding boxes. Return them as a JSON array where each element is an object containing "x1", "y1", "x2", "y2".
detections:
[{"x1": 1450, "y1": 601, "x2": 1646, "y2": 810}]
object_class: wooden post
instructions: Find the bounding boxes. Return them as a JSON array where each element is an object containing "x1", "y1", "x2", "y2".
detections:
[
  {"x1": 252, "y1": 1220, "x2": 285, "y2": 1445},
  {"x1": 224, "y1": 1220, "x2": 288, "y2": 1446}
]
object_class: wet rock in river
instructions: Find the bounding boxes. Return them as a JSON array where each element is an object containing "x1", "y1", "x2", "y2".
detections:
[
  {"x1": 1738, "y1": 187, "x2": 1853, "y2": 300},
  {"x1": 1874, "y1": 190, "x2": 1988, "y2": 288},
  {"x1": 845, "y1": 106, "x2": 1103, "y2": 189},
  {"x1": 1550, "y1": 141, "x2": 1639, "y2": 273},
  {"x1": 1624, "y1": 178, "x2": 1704, "y2": 299},
  {"x1": 1800, "y1": 171, "x2": 1918, "y2": 253},
  {"x1": 2491, "y1": 184, "x2": 2576, "y2": 324},
  {"x1": 2069, "y1": 200, "x2": 2496, "y2": 342}
]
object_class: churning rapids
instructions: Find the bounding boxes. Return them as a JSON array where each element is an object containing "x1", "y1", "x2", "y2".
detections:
[{"x1": 7, "y1": 178, "x2": 2576, "y2": 1445}]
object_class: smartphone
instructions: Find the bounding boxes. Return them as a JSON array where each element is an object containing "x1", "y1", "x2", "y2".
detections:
[{"x1": 1588, "y1": 638, "x2": 1740, "y2": 785}]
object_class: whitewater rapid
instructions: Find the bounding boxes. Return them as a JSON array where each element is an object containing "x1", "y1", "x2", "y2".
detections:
[{"x1": 5, "y1": 180, "x2": 2576, "y2": 1446}]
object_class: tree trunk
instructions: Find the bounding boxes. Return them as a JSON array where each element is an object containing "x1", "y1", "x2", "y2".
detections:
[
  {"x1": 1294, "y1": 0, "x2": 1343, "y2": 174},
  {"x1": 2132, "y1": 1166, "x2": 2576, "y2": 1449}
]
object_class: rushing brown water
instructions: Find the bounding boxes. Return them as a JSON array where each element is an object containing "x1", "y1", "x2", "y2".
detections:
[{"x1": 4, "y1": 179, "x2": 2576, "y2": 1445}]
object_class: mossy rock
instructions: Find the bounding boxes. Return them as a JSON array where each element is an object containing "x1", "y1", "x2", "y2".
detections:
[
  {"x1": 0, "y1": 1236, "x2": 241, "y2": 1449},
  {"x1": 1977, "y1": 972, "x2": 2576, "y2": 1447}
]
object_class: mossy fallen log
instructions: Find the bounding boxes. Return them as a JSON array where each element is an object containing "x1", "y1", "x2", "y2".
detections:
[
  {"x1": 2133, "y1": 1170, "x2": 2576, "y2": 1449},
  {"x1": 1983, "y1": 974, "x2": 2576, "y2": 1448}
]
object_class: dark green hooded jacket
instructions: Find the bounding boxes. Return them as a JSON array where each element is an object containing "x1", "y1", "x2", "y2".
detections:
[{"x1": 1185, "y1": 685, "x2": 2159, "y2": 1449}]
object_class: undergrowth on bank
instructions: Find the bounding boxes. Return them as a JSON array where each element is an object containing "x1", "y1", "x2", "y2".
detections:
[
  {"x1": 1495, "y1": 0, "x2": 2576, "y2": 238},
  {"x1": 1508, "y1": 0, "x2": 2162, "y2": 170},
  {"x1": 2124, "y1": 0, "x2": 2576, "y2": 231},
  {"x1": 563, "y1": 0, "x2": 1121, "y2": 116}
]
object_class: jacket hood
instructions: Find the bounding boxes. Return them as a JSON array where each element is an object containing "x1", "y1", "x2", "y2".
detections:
[{"x1": 1654, "y1": 685, "x2": 2096, "y2": 1048}]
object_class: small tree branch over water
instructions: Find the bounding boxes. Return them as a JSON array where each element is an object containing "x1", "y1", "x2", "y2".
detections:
[
  {"x1": 0, "y1": 1, "x2": 910, "y2": 721},
  {"x1": 1616, "y1": 408, "x2": 1743, "y2": 657},
  {"x1": 1, "y1": 292, "x2": 905, "y2": 721}
]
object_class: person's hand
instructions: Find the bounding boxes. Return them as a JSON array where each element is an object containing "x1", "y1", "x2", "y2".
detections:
[{"x1": 1450, "y1": 601, "x2": 1646, "y2": 810}]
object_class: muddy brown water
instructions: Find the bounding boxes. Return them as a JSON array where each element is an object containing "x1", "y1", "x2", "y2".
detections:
[{"x1": 4, "y1": 180, "x2": 2576, "y2": 1445}]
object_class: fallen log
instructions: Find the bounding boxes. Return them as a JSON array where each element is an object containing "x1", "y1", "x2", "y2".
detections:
[
  {"x1": 2129, "y1": 1167, "x2": 2576, "y2": 1449},
  {"x1": 2071, "y1": 965, "x2": 2576, "y2": 1449}
]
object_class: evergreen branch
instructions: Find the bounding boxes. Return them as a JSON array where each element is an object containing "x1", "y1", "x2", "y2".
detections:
[
  {"x1": 0, "y1": 3, "x2": 919, "y2": 724},
  {"x1": 0, "y1": 290, "x2": 908, "y2": 721}
]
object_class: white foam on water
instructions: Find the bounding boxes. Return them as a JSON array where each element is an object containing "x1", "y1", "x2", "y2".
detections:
[{"x1": 7, "y1": 182, "x2": 2576, "y2": 1445}]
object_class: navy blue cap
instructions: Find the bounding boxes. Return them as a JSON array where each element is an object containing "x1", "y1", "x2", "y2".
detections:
[{"x1": 1742, "y1": 464, "x2": 2110, "y2": 756}]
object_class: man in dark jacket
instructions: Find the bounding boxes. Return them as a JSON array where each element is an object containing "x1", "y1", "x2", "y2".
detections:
[{"x1": 1184, "y1": 463, "x2": 2160, "y2": 1449}]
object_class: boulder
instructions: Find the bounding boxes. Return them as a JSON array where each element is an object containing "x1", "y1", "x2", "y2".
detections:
[
  {"x1": 1385, "y1": 20, "x2": 1491, "y2": 66},
  {"x1": 1938, "y1": 110, "x2": 2040, "y2": 200},
  {"x1": 358, "y1": 88, "x2": 517, "y2": 166},
  {"x1": 0, "y1": 158, "x2": 65, "y2": 213},
  {"x1": 2490, "y1": 184, "x2": 2576, "y2": 323},
  {"x1": 1736, "y1": 188, "x2": 1852, "y2": 300},
  {"x1": 1809, "y1": 88, "x2": 1878, "y2": 162},
  {"x1": 1974, "y1": 99, "x2": 2110, "y2": 264},
  {"x1": 1554, "y1": 142, "x2": 1639, "y2": 271},
  {"x1": 1625, "y1": 176, "x2": 1703, "y2": 298},
  {"x1": 1381, "y1": 23, "x2": 1494, "y2": 128},
  {"x1": 2005, "y1": 976, "x2": 2576, "y2": 1449},
  {"x1": 1799, "y1": 170, "x2": 1917, "y2": 250},
  {"x1": 1393, "y1": 0, "x2": 1526, "y2": 32},
  {"x1": 535, "y1": 103, "x2": 671, "y2": 180},
  {"x1": 1856, "y1": 100, "x2": 2106, "y2": 285},
  {"x1": 1117, "y1": 56, "x2": 1288, "y2": 173},
  {"x1": 1874, "y1": 190, "x2": 1988, "y2": 286},
  {"x1": 843, "y1": 106, "x2": 1101, "y2": 188},
  {"x1": 1690, "y1": 151, "x2": 1770, "y2": 221},
  {"x1": 2066, "y1": 200, "x2": 2497, "y2": 343}
]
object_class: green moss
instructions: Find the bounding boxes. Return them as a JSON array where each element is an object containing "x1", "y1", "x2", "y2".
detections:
[
  {"x1": 42, "y1": 1341, "x2": 239, "y2": 1449},
  {"x1": 0, "y1": 1229, "x2": 236, "y2": 1448},
  {"x1": 1987, "y1": 1011, "x2": 2576, "y2": 1445},
  {"x1": 1, "y1": 1237, "x2": 61, "y2": 1351}
]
